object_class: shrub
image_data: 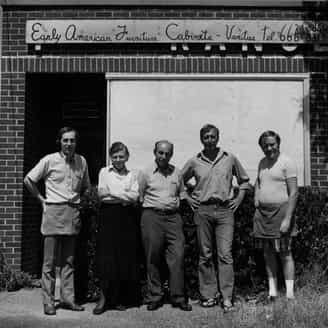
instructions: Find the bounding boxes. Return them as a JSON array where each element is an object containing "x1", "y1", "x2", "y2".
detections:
[
  {"x1": 0, "y1": 252, "x2": 34, "y2": 292},
  {"x1": 76, "y1": 186, "x2": 328, "y2": 300},
  {"x1": 293, "y1": 187, "x2": 328, "y2": 276}
]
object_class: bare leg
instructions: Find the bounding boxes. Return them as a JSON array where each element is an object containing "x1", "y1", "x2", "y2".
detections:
[
  {"x1": 263, "y1": 247, "x2": 278, "y2": 297},
  {"x1": 279, "y1": 251, "x2": 295, "y2": 299}
]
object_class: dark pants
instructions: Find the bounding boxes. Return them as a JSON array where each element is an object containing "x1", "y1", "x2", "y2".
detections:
[
  {"x1": 42, "y1": 235, "x2": 76, "y2": 306},
  {"x1": 141, "y1": 209, "x2": 185, "y2": 303},
  {"x1": 194, "y1": 204, "x2": 234, "y2": 301}
]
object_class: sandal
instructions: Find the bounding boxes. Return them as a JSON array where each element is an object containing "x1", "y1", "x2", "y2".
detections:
[
  {"x1": 200, "y1": 298, "x2": 217, "y2": 308},
  {"x1": 222, "y1": 300, "x2": 234, "y2": 313},
  {"x1": 256, "y1": 295, "x2": 277, "y2": 306}
]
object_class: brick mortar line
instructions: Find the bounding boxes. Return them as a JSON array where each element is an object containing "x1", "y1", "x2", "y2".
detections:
[{"x1": 1, "y1": 55, "x2": 328, "y2": 59}]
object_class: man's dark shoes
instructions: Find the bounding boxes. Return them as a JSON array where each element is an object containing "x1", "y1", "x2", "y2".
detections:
[
  {"x1": 147, "y1": 301, "x2": 163, "y2": 311},
  {"x1": 60, "y1": 302, "x2": 85, "y2": 311},
  {"x1": 93, "y1": 302, "x2": 106, "y2": 315},
  {"x1": 172, "y1": 301, "x2": 192, "y2": 311},
  {"x1": 44, "y1": 304, "x2": 56, "y2": 316}
]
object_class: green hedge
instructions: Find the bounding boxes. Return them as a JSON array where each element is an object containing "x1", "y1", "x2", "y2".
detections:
[{"x1": 76, "y1": 186, "x2": 328, "y2": 301}]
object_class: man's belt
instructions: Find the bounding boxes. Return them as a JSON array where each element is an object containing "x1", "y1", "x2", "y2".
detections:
[
  {"x1": 147, "y1": 207, "x2": 178, "y2": 215},
  {"x1": 200, "y1": 198, "x2": 229, "y2": 206},
  {"x1": 45, "y1": 201, "x2": 80, "y2": 208}
]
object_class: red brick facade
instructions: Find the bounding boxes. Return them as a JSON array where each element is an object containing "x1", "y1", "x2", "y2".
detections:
[{"x1": 1, "y1": 6, "x2": 328, "y2": 273}]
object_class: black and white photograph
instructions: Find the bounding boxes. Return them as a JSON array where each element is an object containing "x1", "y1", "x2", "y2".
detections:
[{"x1": 0, "y1": 0, "x2": 328, "y2": 327}]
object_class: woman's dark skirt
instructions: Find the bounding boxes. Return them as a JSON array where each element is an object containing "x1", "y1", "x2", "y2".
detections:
[{"x1": 96, "y1": 203, "x2": 141, "y2": 307}]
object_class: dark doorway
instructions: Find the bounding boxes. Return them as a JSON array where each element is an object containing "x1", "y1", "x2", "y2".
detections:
[
  {"x1": 23, "y1": 73, "x2": 106, "y2": 274},
  {"x1": 26, "y1": 73, "x2": 106, "y2": 184}
]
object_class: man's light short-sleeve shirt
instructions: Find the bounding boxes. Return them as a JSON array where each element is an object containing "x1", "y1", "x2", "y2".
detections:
[
  {"x1": 139, "y1": 163, "x2": 185, "y2": 211},
  {"x1": 256, "y1": 153, "x2": 297, "y2": 204},
  {"x1": 27, "y1": 152, "x2": 90, "y2": 204}
]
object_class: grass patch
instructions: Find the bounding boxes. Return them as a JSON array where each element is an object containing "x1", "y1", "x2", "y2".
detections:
[{"x1": 231, "y1": 269, "x2": 328, "y2": 328}]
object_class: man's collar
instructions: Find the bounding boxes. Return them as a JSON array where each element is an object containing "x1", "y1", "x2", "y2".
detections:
[
  {"x1": 59, "y1": 151, "x2": 76, "y2": 163},
  {"x1": 197, "y1": 148, "x2": 227, "y2": 163},
  {"x1": 152, "y1": 162, "x2": 174, "y2": 174}
]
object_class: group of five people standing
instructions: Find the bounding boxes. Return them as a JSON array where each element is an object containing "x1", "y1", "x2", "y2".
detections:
[{"x1": 24, "y1": 124, "x2": 298, "y2": 316}]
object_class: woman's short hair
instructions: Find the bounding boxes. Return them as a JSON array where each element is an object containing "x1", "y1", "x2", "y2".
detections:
[
  {"x1": 109, "y1": 142, "x2": 130, "y2": 157},
  {"x1": 56, "y1": 127, "x2": 79, "y2": 146},
  {"x1": 200, "y1": 124, "x2": 219, "y2": 140},
  {"x1": 258, "y1": 130, "x2": 281, "y2": 148}
]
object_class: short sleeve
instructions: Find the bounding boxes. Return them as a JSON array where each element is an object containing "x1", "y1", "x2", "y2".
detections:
[
  {"x1": 26, "y1": 156, "x2": 49, "y2": 183},
  {"x1": 181, "y1": 158, "x2": 194, "y2": 182},
  {"x1": 284, "y1": 156, "x2": 297, "y2": 179}
]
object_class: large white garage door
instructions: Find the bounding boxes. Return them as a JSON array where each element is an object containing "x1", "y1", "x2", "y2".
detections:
[{"x1": 107, "y1": 75, "x2": 309, "y2": 185}]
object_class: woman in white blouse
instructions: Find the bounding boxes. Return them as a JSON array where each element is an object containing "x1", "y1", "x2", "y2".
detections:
[{"x1": 93, "y1": 142, "x2": 141, "y2": 315}]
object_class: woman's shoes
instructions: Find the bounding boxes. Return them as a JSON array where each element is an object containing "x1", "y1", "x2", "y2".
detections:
[{"x1": 259, "y1": 295, "x2": 278, "y2": 306}]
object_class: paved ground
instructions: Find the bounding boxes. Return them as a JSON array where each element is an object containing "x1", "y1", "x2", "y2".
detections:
[{"x1": 0, "y1": 288, "x2": 238, "y2": 328}]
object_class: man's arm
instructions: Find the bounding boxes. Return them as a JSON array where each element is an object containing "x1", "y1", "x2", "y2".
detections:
[
  {"x1": 254, "y1": 177, "x2": 260, "y2": 208},
  {"x1": 24, "y1": 157, "x2": 48, "y2": 210},
  {"x1": 81, "y1": 160, "x2": 91, "y2": 196},
  {"x1": 181, "y1": 159, "x2": 200, "y2": 211},
  {"x1": 228, "y1": 189, "x2": 246, "y2": 212},
  {"x1": 229, "y1": 156, "x2": 250, "y2": 212},
  {"x1": 24, "y1": 176, "x2": 46, "y2": 211},
  {"x1": 280, "y1": 177, "x2": 298, "y2": 234}
]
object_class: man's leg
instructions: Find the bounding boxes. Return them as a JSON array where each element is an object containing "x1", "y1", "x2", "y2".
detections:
[
  {"x1": 60, "y1": 235, "x2": 76, "y2": 305},
  {"x1": 263, "y1": 245, "x2": 278, "y2": 298},
  {"x1": 279, "y1": 250, "x2": 295, "y2": 299},
  {"x1": 141, "y1": 210, "x2": 165, "y2": 303},
  {"x1": 41, "y1": 236, "x2": 57, "y2": 307},
  {"x1": 165, "y1": 214, "x2": 185, "y2": 304},
  {"x1": 194, "y1": 207, "x2": 218, "y2": 300},
  {"x1": 215, "y1": 207, "x2": 234, "y2": 303}
]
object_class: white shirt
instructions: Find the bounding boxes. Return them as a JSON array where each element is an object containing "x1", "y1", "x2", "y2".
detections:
[
  {"x1": 98, "y1": 166, "x2": 139, "y2": 204},
  {"x1": 256, "y1": 153, "x2": 297, "y2": 204}
]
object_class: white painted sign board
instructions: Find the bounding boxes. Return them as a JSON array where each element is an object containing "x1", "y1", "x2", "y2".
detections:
[{"x1": 26, "y1": 20, "x2": 328, "y2": 44}]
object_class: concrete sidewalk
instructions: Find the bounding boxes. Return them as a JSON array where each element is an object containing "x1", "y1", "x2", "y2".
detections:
[{"x1": 0, "y1": 288, "x2": 237, "y2": 328}]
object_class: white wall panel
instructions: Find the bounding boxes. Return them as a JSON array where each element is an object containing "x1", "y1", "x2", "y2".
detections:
[{"x1": 109, "y1": 78, "x2": 305, "y2": 184}]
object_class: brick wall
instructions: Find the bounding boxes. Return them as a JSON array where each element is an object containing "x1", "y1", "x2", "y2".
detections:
[
  {"x1": 0, "y1": 71, "x2": 25, "y2": 271},
  {"x1": 1, "y1": 6, "x2": 328, "y2": 273}
]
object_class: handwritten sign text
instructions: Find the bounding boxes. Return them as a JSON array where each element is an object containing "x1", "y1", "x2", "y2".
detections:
[{"x1": 26, "y1": 20, "x2": 328, "y2": 44}]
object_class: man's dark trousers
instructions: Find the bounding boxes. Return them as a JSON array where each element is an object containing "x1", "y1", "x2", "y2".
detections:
[{"x1": 141, "y1": 208, "x2": 185, "y2": 303}]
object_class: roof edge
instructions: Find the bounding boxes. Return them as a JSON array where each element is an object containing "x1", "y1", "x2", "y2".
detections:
[{"x1": 0, "y1": 0, "x2": 320, "y2": 7}]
